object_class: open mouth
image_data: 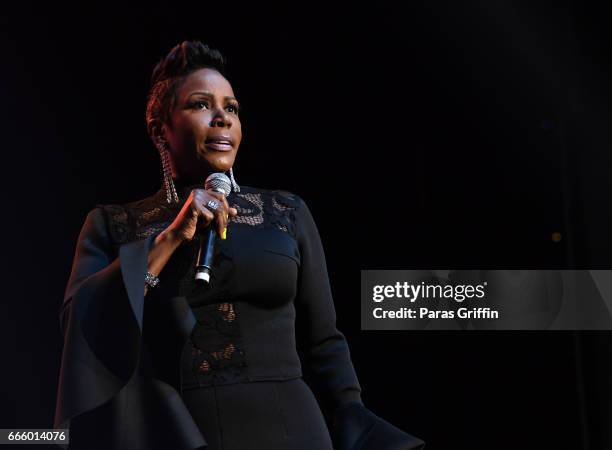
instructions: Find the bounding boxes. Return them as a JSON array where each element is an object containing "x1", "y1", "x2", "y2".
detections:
[{"x1": 205, "y1": 137, "x2": 233, "y2": 151}]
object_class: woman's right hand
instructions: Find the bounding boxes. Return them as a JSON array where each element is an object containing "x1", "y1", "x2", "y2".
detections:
[{"x1": 166, "y1": 188, "x2": 238, "y2": 244}]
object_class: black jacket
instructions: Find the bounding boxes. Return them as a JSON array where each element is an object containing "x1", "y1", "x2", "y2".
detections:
[{"x1": 54, "y1": 183, "x2": 424, "y2": 450}]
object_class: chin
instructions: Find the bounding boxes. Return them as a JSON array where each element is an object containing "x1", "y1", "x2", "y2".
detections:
[
  {"x1": 195, "y1": 151, "x2": 235, "y2": 172},
  {"x1": 204, "y1": 158, "x2": 234, "y2": 173}
]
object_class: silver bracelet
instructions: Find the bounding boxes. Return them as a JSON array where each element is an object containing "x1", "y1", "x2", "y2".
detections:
[{"x1": 145, "y1": 271, "x2": 160, "y2": 288}]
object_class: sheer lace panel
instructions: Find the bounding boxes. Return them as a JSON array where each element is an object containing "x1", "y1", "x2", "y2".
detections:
[
  {"x1": 99, "y1": 185, "x2": 301, "y2": 247},
  {"x1": 231, "y1": 192, "x2": 264, "y2": 226},
  {"x1": 230, "y1": 189, "x2": 300, "y2": 238},
  {"x1": 97, "y1": 188, "x2": 174, "y2": 247},
  {"x1": 184, "y1": 302, "x2": 248, "y2": 388}
]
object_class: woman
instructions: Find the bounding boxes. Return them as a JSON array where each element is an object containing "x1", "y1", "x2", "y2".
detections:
[{"x1": 54, "y1": 40, "x2": 424, "y2": 450}]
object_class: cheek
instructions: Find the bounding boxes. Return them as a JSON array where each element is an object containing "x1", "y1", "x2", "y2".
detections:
[
  {"x1": 188, "y1": 114, "x2": 211, "y2": 135},
  {"x1": 175, "y1": 116, "x2": 210, "y2": 145}
]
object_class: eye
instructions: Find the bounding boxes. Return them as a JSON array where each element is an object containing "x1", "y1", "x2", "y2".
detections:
[
  {"x1": 193, "y1": 100, "x2": 209, "y2": 110},
  {"x1": 226, "y1": 103, "x2": 240, "y2": 114}
]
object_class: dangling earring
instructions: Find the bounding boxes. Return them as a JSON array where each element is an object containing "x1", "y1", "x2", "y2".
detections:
[
  {"x1": 229, "y1": 167, "x2": 241, "y2": 193},
  {"x1": 156, "y1": 139, "x2": 179, "y2": 204}
]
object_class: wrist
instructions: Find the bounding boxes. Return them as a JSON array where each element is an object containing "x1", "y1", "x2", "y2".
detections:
[{"x1": 156, "y1": 227, "x2": 183, "y2": 249}]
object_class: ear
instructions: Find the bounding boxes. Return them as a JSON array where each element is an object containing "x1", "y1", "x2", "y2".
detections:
[{"x1": 147, "y1": 118, "x2": 167, "y2": 147}]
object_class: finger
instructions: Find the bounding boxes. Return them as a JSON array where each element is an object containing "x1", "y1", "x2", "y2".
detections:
[
  {"x1": 201, "y1": 195, "x2": 222, "y2": 217},
  {"x1": 212, "y1": 191, "x2": 230, "y2": 221},
  {"x1": 229, "y1": 207, "x2": 238, "y2": 217},
  {"x1": 202, "y1": 199, "x2": 226, "y2": 237},
  {"x1": 191, "y1": 190, "x2": 209, "y2": 216},
  {"x1": 199, "y1": 205, "x2": 215, "y2": 227},
  {"x1": 192, "y1": 188, "x2": 206, "y2": 201},
  {"x1": 207, "y1": 192, "x2": 230, "y2": 226},
  {"x1": 214, "y1": 207, "x2": 227, "y2": 237},
  {"x1": 209, "y1": 191, "x2": 231, "y2": 215}
]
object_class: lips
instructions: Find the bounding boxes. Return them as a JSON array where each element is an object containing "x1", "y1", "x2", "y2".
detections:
[{"x1": 205, "y1": 136, "x2": 233, "y2": 151}]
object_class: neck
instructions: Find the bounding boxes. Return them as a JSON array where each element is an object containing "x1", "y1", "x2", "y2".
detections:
[
  {"x1": 170, "y1": 173, "x2": 219, "y2": 201},
  {"x1": 173, "y1": 168, "x2": 229, "y2": 186},
  {"x1": 173, "y1": 176, "x2": 206, "y2": 187}
]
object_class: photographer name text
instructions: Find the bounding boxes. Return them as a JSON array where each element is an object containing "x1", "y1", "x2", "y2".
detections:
[{"x1": 371, "y1": 281, "x2": 499, "y2": 320}]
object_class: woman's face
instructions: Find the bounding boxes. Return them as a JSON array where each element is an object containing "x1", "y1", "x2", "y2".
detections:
[{"x1": 163, "y1": 67, "x2": 242, "y2": 181}]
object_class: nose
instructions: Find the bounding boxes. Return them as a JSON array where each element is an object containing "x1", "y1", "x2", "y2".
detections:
[{"x1": 209, "y1": 108, "x2": 232, "y2": 127}]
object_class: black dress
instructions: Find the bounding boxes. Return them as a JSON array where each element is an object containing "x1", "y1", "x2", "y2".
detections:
[{"x1": 55, "y1": 179, "x2": 424, "y2": 450}]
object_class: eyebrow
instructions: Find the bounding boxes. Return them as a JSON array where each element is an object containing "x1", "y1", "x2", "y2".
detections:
[{"x1": 189, "y1": 91, "x2": 238, "y2": 102}]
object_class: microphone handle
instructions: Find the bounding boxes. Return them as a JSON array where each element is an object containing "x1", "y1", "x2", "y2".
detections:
[
  {"x1": 195, "y1": 225, "x2": 217, "y2": 283},
  {"x1": 194, "y1": 186, "x2": 227, "y2": 284}
]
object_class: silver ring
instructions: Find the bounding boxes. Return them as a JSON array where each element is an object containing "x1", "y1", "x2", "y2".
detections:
[{"x1": 205, "y1": 200, "x2": 220, "y2": 211}]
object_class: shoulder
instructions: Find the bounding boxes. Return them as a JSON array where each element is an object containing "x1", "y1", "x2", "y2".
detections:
[{"x1": 91, "y1": 188, "x2": 174, "y2": 246}]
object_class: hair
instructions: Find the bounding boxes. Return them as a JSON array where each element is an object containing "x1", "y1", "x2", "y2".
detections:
[{"x1": 146, "y1": 40, "x2": 227, "y2": 139}]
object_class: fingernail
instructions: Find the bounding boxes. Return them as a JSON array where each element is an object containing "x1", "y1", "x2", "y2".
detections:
[{"x1": 222, "y1": 228, "x2": 227, "y2": 240}]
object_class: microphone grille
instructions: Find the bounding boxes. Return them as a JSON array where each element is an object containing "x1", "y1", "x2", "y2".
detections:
[{"x1": 205, "y1": 172, "x2": 232, "y2": 196}]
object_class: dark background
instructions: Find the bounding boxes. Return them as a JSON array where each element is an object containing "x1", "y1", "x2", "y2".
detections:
[{"x1": 2, "y1": 1, "x2": 612, "y2": 449}]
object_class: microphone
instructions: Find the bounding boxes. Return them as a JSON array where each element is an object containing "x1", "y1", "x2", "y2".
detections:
[{"x1": 194, "y1": 172, "x2": 232, "y2": 283}]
